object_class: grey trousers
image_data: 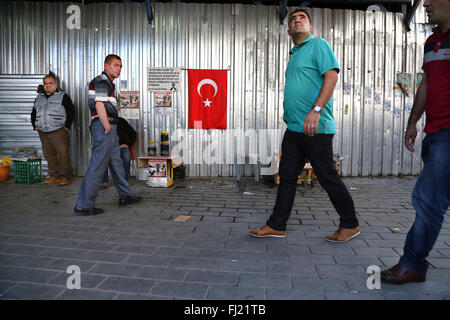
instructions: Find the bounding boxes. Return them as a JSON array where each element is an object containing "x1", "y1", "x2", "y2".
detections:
[
  {"x1": 38, "y1": 127, "x2": 71, "y2": 179},
  {"x1": 75, "y1": 121, "x2": 133, "y2": 209}
]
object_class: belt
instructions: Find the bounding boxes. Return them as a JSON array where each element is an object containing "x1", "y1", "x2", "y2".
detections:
[{"x1": 91, "y1": 116, "x2": 119, "y2": 125}]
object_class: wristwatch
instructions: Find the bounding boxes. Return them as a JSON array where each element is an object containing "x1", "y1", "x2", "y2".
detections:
[{"x1": 312, "y1": 105, "x2": 322, "y2": 113}]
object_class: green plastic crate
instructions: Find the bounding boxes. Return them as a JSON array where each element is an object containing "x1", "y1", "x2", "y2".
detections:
[{"x1": 13, "y1": 158, "x2": 42, "y2": 185}]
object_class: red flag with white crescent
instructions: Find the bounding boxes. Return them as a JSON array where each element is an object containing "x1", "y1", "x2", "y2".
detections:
[{"x1": 188, "y1": 69, "x2": 227, "y2": 129}]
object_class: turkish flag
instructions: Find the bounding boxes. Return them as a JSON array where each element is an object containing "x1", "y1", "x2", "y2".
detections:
[{"x1": 188, "y1": 69, "x2": 227, "y2": 129}]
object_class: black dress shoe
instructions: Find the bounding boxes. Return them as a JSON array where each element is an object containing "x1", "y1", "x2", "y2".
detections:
[
  {"x1": 118, "y1": 195, "x2": 143, "y2": 207},
  {"x1": 74, "y1": 206, "x2": 104, "y2": 216},
  {"x1": 381, "y1": 264, "x2": 426, "y2": 285}
]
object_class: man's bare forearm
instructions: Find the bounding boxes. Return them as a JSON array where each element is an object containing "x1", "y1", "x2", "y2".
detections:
[
  {"x1": 407, "y1": 73, "x2": 427, "y2": 128},
  {"x1": 313, "y1": 69, "x2": 338, "y2": 107}
]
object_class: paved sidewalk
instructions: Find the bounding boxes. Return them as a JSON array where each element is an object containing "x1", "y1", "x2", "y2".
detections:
[{"x1": 0, "y1": 176, "x2": 449, "y2": 300}]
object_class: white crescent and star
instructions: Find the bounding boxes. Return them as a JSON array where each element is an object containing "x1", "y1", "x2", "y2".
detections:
[{"x1": 197, "y1": 79, "x2": 218, "y2": 107}]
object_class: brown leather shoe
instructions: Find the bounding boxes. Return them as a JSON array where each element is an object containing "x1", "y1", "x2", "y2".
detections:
[
  {"x1": 381, "y1": 264, "x2": 426, "y2": 285},
  {"x1": 326, "y1": 226, "x2": 360, "y2": 242},
  {"x1": 59, "y1": 177, "x2": 71, "y2": 186},
  {"x1": 44, "y1": 177, "x2": 62, "y2": 185},
  {"x1": 249, "y1": 225, "x2": 286, "y2": 238}
]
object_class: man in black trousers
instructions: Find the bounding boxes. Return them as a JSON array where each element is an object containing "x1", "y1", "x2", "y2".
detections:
[{"x1": 250, "y1": 8, "x2": 360, "y2": 242}]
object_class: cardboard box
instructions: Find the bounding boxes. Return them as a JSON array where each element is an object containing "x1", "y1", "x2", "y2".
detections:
[{"x1": 137, "y1": 155, "x2": 181, "y2": 187}]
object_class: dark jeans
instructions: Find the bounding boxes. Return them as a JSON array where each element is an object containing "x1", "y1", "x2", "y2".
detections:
[
  {"x1": 267, "y1": 129, "x2": 358, "y2": 231},
  {"x1": 399, "y1": 128, "x2": 450, "y2": 275}
]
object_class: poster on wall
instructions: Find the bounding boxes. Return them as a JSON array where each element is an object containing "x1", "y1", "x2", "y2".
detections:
[
  {"x1": 154, "y1": 91, "x2": 174, "y2": 115},
  {"x1": 119, "y1": 91, "x2": 140, "y2": 119},
  {"x1": 147, "y1": 67, "x2": 182, "y2": 92},
  {"x1": 396, "y1": 73, "x2": 412, "y2": 97}
]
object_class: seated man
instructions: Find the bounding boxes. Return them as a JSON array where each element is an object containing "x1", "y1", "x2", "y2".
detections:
[{"x1": 101, "y1": 117, "x2": 136, "y2": 189}]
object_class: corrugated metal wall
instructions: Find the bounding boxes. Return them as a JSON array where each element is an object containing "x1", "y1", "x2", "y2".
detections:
[{"x1": 0, "y1": 1, "x2": 432, "y2": 177}]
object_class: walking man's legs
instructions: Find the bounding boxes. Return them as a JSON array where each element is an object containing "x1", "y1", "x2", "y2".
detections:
[{"x1": 382, "y1": 129, "x2": 450, "y2": 284}]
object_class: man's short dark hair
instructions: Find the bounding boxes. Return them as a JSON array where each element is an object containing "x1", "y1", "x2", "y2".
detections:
[
  {"x1": 43, "y1": 72, "x2": 57, "y2": 83},
  {"x1": 288, "y1": 8, "x2": 312, "y2": 24},
  {"x1": 104, "y1": 54, "x2": 121, "y2": 64}
]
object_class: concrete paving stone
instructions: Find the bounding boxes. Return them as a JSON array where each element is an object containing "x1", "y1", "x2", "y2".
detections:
[
  {"x1": 285, "y1": 236, "x2": 328, "y2": 247},
  {"x1": 266, "y1": 262, "x2": 317, "y2": 276},
  {"x1": 0, "y1": 281, "x2": 17, "y2": 295},
  {"x1": 80, "y1": 251, "x2": 129, "y2": 263},
  {"x1": 0, "y1": 265, "x2": 60, "y2": 283},
  {"x1": 169, "y1": 257, "x2": 218, "y2": 270},
  {"x1": 377, "y1": 232, "x2": 408, "y2": 240},
  {"x1": 105, "y1": 234, "x2": 147, "y2": 244},
  {"x1": 437, "y1": 248, "x2": 450, "y2": 258},
  {"x1": 154, "y1": 247, "x2": 201, "y2": 258},
  {"x1": 88, "y1": 263, "x2": 142, "y2": 277},
  {"x1": 381, "y1": 292, "x2": 446, "y2": 300},
  {"x1": 215, "y1": 260, "x2": 266, "y2": 273},
  {"x1": 300, "y1": 219, "x2": 336, "y2": 227},
  {"x1": 116, "y1": 293, "x2": 166, "y2": 300},
  {"x1": 0, "y1": 253, "x2": 17, "y2": 266},
  {"x1": 2, "y1": 235, "x2": 49, "y2": 246},
  {"x1": 428, "y1": 258, "x2": 450, "y2": 269},
  {"x1": 355, "y1": 232, "x2": 383, "y2": 240},
  {"x1": 56, "y1": 288, "x2": 118, "y2": 300},
  {"x1": 289, "y1": 254, "x2": 336, "y2": 265},
  {"x1": 48, "y1": 272, "x2": 107, "y2": 289},
  {"x1": 4, "y1": 255, "x2": 55, "y2": 269},
  {"x1": 292, "y1": 275, "x2": 348, "y2": 291},
  {"x1": 45, "y1": 258, "x2": 96, "y2": 272},
  {"x1": 378, "y1": 256, "x2": 400, "y2": 268},
  {"x1": 0, "y1": 283, "x2": 65, "y2": 300},
  {"x1": 315, "y1": 264, "x2": 367, "y2": 280},
  {"x1": 2, "y1": 244, "x2": 54, "y2": 257},
  {"x1": 240, "y1": 251, "x2": 288, "y2": 263},
  {"x1": 124, "y1": 254, "x2": 171, "y2": 267},
  {"x1": 365, "y1": 239, "x2": 406, "y2": 248},
  {"x1": 324, "y1": 290, "x2": 384, "y2": 300},
  {"x1": 194, "y1": 224, "x2": 231, "y2": 234},
  {"x1": 228, "y1": 222, "x2": 255, "y2": 231},
  {"x1": 39, "y1": 238, "x2": 82, "y2": 249},
  {"x1": 309, "y1": 245, "x2": 356, "y2": 256},
  {"x1": 206, "y1": 286, "x2": 265, "y2": 300},
  {"x1": 183, "y1": 239, "x2": 226, "y2": 250},
  {"x1": 69, "y1": 232, "x2": 112, "y2": 242},
  {"x1": 267, "y1": 244, "x2": 308, "y2": 255},
  {"x1": 99, "y1": 276, "x2": 155, "y2": 294},
  {"x1": 1, "y1": 176, "x2": 449, "y2": 300},
  {"x1": 420, "y1": 269, "x2": 450, "y2": 283},
  {"x1": 113, "y1": 244, "x2": 158, "y2": 255},
  {"x1": 136, "y1": 266, "x2": 187, "y2": 281},
  {"x1": 151, "y1": 281, "x2": 209, "y2": 299},
  {"x1": 225, "y1": 240, "x2": 267, "y2": 252},
  {"x1": 378, "y1": 280, "x2": 450, "y2": 295},
  {"x1": 186, "y1": 270, "x2": 238, "y2": 285},
  {"x1": 198, "y1": 249, "x2": 242, "y2": 260},
  {"x1": 239, "y1": 273, "x2": 291, "y2": 289},
  {"x1": 333, "y1": 255, "x2": 382, "y2": 266},
  {"x1": 352, "y1": 247, "x2": 400, "y2": 257},
  {"x1": 75, "y1": 241, "x2": 118, "y2": 251},
  {"x1": 266, "y1": 288, "x2": 325, "y2": 300}
]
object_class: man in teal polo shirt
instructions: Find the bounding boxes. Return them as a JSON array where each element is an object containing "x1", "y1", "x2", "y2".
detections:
[{"x1": 250, "y1": 8, "x2": 360, "y2": 241}]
